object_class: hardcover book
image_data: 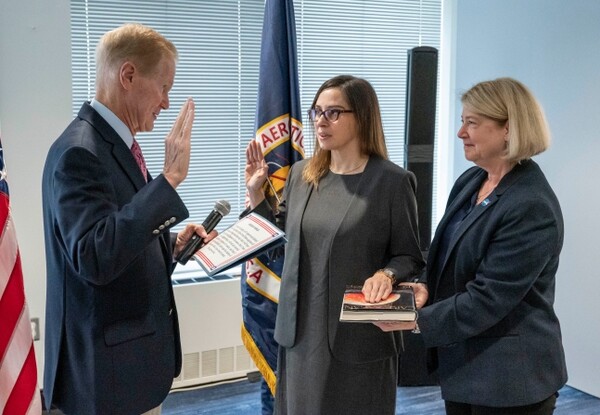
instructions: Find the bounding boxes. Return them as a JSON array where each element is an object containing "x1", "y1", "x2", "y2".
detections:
[{"x1": 339, "y1": 285, "x2": 417, "y2": 323}]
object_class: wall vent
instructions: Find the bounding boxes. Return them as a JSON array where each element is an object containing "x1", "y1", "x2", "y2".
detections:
[
  {"x1": 172, "y1": 345, "x2": 255, "y2": 388},
  {"x1": 184, "y1": 352, "x2": 200, "y2": 380},
  {"x1": 171, "y1": 265, "x2": 256, "y2": 389}
]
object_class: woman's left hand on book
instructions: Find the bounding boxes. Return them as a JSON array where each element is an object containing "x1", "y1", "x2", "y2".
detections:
[{"x1": 362, "y1": 273, "x2": 394, "y2": 303}]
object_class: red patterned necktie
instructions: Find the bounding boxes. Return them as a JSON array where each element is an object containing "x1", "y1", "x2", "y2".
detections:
[{"x1": 130, "y1": 139, "x2": 148, "y2": 182}]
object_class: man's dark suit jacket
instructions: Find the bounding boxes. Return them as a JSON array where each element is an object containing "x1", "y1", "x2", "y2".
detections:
[
  {"x1": 42, "y1": 103, "x2": 188, "y2": 415},
  {"x1": 254, "y1": 156, "x2": 424, "y2": 363},
  {"x1": 419, "y1": 159, "x2": 568, "y2": 407}
]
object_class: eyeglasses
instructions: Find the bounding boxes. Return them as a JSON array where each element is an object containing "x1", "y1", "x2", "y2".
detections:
[{"x1": 307, "y1": 108, "x2": 354, "y2": 123}]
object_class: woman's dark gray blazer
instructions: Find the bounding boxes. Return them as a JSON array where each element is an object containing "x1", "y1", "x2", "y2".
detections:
[
  {"x1": 419, "y1": 159, "x2": 568, "y2": 407},
  {"x1": 253, "y1": 156, "x2": 424, "y2": 363}
]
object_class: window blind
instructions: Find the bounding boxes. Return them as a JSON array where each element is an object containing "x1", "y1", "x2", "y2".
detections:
[{"x1": 71, "y1": 0, "x2": 441, "y2": 263}]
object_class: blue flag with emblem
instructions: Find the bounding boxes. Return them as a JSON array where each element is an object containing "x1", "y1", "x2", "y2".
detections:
[{"x1": 240, "y1": 0, "x2": 304, "y2": 412}]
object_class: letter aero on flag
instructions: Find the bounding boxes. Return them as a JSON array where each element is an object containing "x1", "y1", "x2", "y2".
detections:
[
  {"x1": 0, "y1": 130, "x2": 42, "y2": 415},
  {"x1": 241, "y1": 0, "x2": 304, "y2": 398}
]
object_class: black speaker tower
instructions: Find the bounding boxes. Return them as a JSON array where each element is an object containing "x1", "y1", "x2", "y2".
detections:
[
  {"x1": 399, "y1": 46, "x2": 439, "y2": 387},
  {"x1": 404, "y1": 46, "x2": 438, "y2": 254}
]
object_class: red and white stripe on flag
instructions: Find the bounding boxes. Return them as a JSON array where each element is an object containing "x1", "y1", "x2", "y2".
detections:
[{"x1": 0, "y1": 188, "x2": 42, "y2": 413}]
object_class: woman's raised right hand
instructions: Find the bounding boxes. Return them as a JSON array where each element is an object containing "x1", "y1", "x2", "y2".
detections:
[{"x1": 245, "y1": 140, "x2": 268, "y2": 207}]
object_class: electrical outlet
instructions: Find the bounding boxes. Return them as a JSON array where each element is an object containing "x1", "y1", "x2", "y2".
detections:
[{"x1": 30, "y1": 317, "x2": 40, "y2": 341}]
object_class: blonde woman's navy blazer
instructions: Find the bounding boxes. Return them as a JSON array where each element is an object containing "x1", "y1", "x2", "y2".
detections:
[{"x1": 419, "y1": 159, "x2": 567, "y2": 407}]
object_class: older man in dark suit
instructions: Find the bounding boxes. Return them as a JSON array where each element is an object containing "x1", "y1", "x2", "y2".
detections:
[{"x1": 42, "y1": 23, "x2": 213, "y2": 415}]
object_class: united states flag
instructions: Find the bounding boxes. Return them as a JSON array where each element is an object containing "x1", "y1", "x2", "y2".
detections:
[{"x1": 0, "y1": 132, "x2": 42, "y2": 415}]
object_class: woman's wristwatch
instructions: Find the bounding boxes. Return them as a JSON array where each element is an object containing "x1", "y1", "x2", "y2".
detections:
[{"x1": 377, "y1": 268, "x2": 396, "y2": 285}]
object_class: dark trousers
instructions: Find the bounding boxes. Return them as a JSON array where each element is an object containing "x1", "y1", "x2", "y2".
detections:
[{"x1": 445, "y1": 392, "x2": 558, "y2": 415}]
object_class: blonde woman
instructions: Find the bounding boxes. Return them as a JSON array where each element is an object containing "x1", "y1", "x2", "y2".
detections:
[{"x1": 378, "y1": 77, "x2": 567, "y2": 415}]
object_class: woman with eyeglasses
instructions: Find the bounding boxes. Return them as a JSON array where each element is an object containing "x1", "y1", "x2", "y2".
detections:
[{"x1": 244, "y1": 75, "x2": 425, "y2": 414}]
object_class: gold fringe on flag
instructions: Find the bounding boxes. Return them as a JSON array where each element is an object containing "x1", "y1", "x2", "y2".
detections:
[{"x1": 241, "y1": 323, "x2": 277, "y2": 396}]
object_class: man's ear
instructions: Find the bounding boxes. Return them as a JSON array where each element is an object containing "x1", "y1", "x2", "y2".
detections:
[{"x1": 119, "y1": 61, "x2": 136, "y2": 90}]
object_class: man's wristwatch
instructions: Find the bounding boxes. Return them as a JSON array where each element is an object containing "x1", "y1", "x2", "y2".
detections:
[{"x1": 377, "y1": 268, "x2": 396, "y2": 285}]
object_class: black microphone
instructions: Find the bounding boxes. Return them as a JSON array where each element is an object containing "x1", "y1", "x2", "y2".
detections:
[{"x1": 175, "y1": 200, "x2": 231, "y2": 265}]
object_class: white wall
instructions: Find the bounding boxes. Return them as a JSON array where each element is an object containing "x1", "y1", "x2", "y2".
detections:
[
  {"x1": 0, "y1": 0, "x2": 72, "y2": 382},
  {"x1": 449, "y1": 0, "x2": 600, "y2": 398},
  {"x1": 2, "y1": 0, "x2": 599, "y2": 399}
]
